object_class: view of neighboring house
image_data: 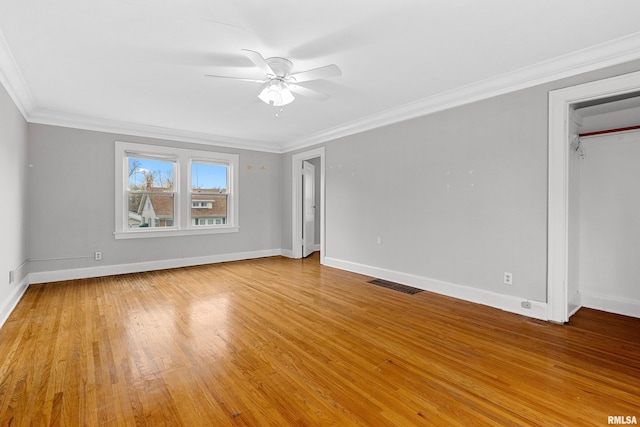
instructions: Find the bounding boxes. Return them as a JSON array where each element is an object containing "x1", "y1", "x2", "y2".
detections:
[
  {"x1": 128, "y1": 188, "x2": 227, "y2": 228},
  {"x1": 190, "y1": 192, "x2": 227, "y2": 226}
]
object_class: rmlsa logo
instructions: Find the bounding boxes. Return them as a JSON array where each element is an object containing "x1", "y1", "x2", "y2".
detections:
[{"x1": 608, "y1": 416, "x2": 638, "y2": 425}]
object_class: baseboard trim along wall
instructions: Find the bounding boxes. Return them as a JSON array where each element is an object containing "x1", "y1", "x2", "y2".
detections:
[
  {"x1": 568, "y1": 292, "x2": 582, "y2": 318},
  {"x1": 12, "y1": 252, "x2": 640, "y2": 325},
  {"x1": 280, "y1": 249, "x2": 294, "y2": 258},
  {"x1": 0, "y1": 275, "x2": 30, "y2": 329},
  {"x1": 28, "y1": 249, "x2": 285, "y2": 285},
  {"x1": 324, "y1": 257, "x2": 549, "y2": 321},
  {"x1": 581, "y1": 291, "x2": 640, "y2": 319}
]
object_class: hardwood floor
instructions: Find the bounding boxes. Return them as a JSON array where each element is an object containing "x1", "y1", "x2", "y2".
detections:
[{"x1": 1, "y1": 254, "x2": 638, "y2": 426}]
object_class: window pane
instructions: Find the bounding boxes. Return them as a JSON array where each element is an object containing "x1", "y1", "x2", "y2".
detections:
[
  {"x1": 128, "y1": 193, "x2": 174, "y2": 228},
  {"x1": 191, "y1": 162, "x2": 228, "y2": 227},
  {"x1": 128, "y1": 157, "x2": 175, "y2": 191},
  {"x1": 192, "y1": 163, "x2": 227, "y2": 192}
]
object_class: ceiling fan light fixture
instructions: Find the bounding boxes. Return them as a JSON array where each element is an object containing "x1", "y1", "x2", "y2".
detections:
[{"x1": 258, "y1": 80, "x2": 295, "y2": 107}]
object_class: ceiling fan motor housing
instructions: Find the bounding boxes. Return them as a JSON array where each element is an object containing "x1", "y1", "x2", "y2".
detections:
[{"x1": 265, "y1": 57, "x2": 293, "y2": 78}]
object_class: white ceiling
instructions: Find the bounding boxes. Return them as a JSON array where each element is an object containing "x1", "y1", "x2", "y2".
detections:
[{"x1": 2, "y1": 0, "x2": 640, "y2": 152}]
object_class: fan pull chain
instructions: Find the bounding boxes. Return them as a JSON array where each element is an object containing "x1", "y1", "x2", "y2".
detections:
[{"x1": 275, "y1": 108, "x2": 283, "y2": 118}]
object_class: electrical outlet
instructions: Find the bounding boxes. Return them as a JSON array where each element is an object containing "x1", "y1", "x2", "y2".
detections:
[
  {"x1": 521, "y1": 301, "x2": 531, "y2": 309},
  {"x1": 94, "y1": 251, "x2": 102, "y2": 261},
  {"x1": 9, "y1": 270, "x2": 14, "y2": 284},
  {"x1": 504, "y1": 272, "x2": 513, "y2": 285}
]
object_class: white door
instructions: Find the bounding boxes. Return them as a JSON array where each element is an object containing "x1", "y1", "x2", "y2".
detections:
[{"x1": 302, "y1": 160, "x2": 315, "y2": 257}]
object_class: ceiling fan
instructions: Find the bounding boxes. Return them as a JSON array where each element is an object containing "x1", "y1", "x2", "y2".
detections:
[{"x1": 205, "y1": 49, "x2": 341, "y2": 107}]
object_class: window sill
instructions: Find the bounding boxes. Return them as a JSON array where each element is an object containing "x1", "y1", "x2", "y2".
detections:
[{"x1": 114, "y1": 226, "x2": 239, "y2": 240}]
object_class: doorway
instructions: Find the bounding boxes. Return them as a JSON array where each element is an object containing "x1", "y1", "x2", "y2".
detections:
[
  {"x1": 291, "y1": 147, "x2": 325, "y2": 262},
  {"x1": 547, "y1": 70, "x2": 640, "y2": 323},
  {"x1": 302, "y1": 160, "x2": 317, "y2": 257},
  {"x1": 572, "y1": 113, "x2": 640, "y2": 320}
]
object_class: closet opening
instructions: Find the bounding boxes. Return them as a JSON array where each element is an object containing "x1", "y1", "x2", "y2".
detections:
[{"x1": 547, "y1": 71, "x2": 640, "y2": 323}]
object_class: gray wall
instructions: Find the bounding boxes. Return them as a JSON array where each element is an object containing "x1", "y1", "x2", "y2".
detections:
[
  {"x1": 280, "y1": 152, "x2": 293, "y2": 251},
  {"x1": 282, "y1": 59, "x2": 640, "y2": 304},
  {"x1": 27, "y1": 124, "x2": 282, "y2": 273},
  {"x1": 0, "y1": 83, "x2": 28, "y2": 318},
  {"x1": 324, "y1": 87, "x2": 549, "y2": 301}
]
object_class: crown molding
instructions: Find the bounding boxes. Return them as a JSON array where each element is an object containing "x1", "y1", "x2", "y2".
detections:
[
  {"x1": 28, "y1": 109, "x2": 283, "y2": 153},
  {"x1": 2, "y1": 23, "x2": 640, "y2": 154},
  {"x1": 282, "y1": 31, "x2": 640, "y2": 153},
  {"x1": 0, "y1": 29, "x2": 36, "y2": 119},
  {"x1": 0, "y1": 30, "x2": 281, "y2": 153}
]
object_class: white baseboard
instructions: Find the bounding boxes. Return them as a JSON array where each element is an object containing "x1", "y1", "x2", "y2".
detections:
[
  {"x1": 6, "y1": 251, "x2": 562, "y2": 332},
  {"x1": 0, "y1": 275, "x2": 30, "y2": 329},
  {"x1": 568, "y1": 292, "x2": 582, "y2": 318},
  {"x1": 280, "y1": 249, "x2": 295, "y2": 258},
  {"x1": 324, "y1": 257, "x2": 548, "y2": 321},
  {"x1": 28, "y1": 249, "x2": 284, "y2": 284},
  {"x1": 581, "y1": 291, "x2": 640, "y2": 318},
  {"x1": 280, "y1": 247, "x2": 318, "y2": 259}
]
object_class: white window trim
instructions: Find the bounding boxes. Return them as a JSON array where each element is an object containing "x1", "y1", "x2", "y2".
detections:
[{"x1": 115, "y1": 141, "x2": 239, "y2": 239}]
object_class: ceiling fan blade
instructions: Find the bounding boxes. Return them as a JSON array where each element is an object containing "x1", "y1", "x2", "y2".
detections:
[
  {"x1": 204, "y1": 74, "x2": 267, "y2": 83},
  {"x1": 288, "y1": 84, "x2": 330, "y2": 102},
  {"x1": 241, "y1": 49, "x2": 276, "y2": 77},
  {"x1": 288, "y1": 64, "x2": 341, "y2": 83}
]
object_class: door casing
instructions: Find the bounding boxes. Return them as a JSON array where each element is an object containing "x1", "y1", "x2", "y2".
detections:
[
  {"x1": 292, "y1": 147, "x2": 325, "y2": 262},
  {"x1": 302, "y1": 160, "x2": 315, "y2": 257},
  {"x1": 547, "y1": 70, "x2": 640, "y2": 323}
]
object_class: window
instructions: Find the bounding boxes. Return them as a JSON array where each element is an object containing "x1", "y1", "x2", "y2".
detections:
[
  {"x1": 115, "y1": 142, "x2": 239, "y2": 239},
  {"x1": 193, "y1": 217, "x2": 226, "y2": 226},
  {"x1": 191, "y1": 201, "x2": 212, "y2": 208},
  {"x1": 127, "y1": 156, "x2": 176, "y2": 229},
  {"x1": 191, "y1": 161, "x2": 228, "y2": 227}
]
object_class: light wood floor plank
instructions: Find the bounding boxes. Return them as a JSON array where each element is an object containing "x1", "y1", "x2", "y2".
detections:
[{"x1": 1, "y1": 253, "x2": 639, "y2": 426}]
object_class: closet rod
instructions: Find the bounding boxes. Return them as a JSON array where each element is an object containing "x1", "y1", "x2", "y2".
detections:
[{"x1": 579, "y1": 125, "x2": 640, "y2": 138}]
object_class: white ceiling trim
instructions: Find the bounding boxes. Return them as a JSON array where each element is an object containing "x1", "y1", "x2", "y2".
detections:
[
  {"x1": 2, "y1": 28, "x2": 640, "y2": 154},
  {"x1": 0, "y1": 29, "x2": 35, "y2": 119},
  {"x1": 28, "y1": 109, "x2": 283, "y2": 153},
  {"x1": 283, "y1": 31, "x2": 640, "y2": 153}
]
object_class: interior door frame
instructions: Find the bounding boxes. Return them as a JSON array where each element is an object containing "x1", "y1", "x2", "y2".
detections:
[
  {"x1": 547, "y1": 70, "x2": 640, "y2": 323},
  {"x1": 302, "y1": 160, "x2": 315, "y2": 257},
  {"x1": 292, "y1": 147, "x2": 325, "y2": 262}
]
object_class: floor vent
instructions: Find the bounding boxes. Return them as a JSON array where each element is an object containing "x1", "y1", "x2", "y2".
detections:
[{"x1": 367, "y1": 279, "x2": 423, "y2": 295}]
